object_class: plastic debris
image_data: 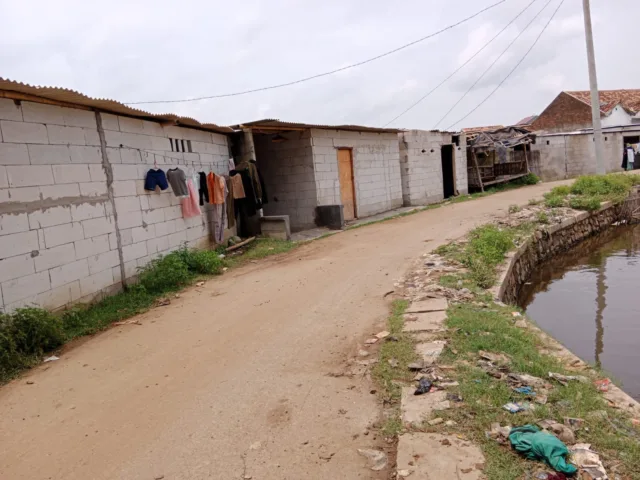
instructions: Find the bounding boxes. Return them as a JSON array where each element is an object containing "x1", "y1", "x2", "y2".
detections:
[
  {"x1": 414, "y1": 377, "x2": 433, "y2": 395},
  {"x1": 563, "y1": 417, "x2": 584, "y2": 430},
  {"x1": 514, "y1": 386, "x2": 536, "y2": 395},
  {"x1": 594, "y1": 378, "x2": 612, "y2": 392},
  {"x1": 375, "y1": 331, "x2": 390, "y2": 339},
  {"x1": 508, "y1": 373, "x2": 546, "y2": 388},
  {"x1": 503, "y1": 402, "x2": 534, "y2": 413},
  {"x1": 509, "y1": 425, "x2": 577, "y2": 475},
  {"x1": 43, "y1": 356, "x2": 59, "y2": 363},
  {"x1": 357, "y1": 448, "x2": 387, "y2": 471},
  {"x1": 512, "y1": 312, "x2": 522, "y2": 317},
  {"x1": 486, "y1": 423, "x2": 512, "y2": 444},
  {"x1": 538, "y1": 420, "x2": 575, "y2": 444},
  {"x1": 570, "y1": 443, "x2": 608, "y2": 479},
  {"x1": 549, "y1": 372, "x2": 589, "y2": 386},
  {"x1": 535, "y1": 395, "x2": 548, "y2": 405},
  {"x1": 428, "y1": 417, "x2": 444, "y2": 426},
  {"x1": 446, "y1": 393, "x2": 463, "y2": 403},
  {"x1": 479, "y1": 350, "x2": 511, "y2": 364}
]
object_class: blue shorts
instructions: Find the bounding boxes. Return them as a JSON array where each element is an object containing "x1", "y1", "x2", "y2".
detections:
[{"x1": 144, "y1": 169, "x2": 169, "y2": 191}]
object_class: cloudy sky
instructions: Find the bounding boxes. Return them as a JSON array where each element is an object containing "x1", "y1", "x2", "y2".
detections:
[{"x1": 1, "y1": 0, "x2": 636, "y2": 130}]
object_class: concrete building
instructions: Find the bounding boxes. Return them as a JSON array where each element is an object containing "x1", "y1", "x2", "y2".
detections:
[
  {"x1": 232, "y1": 120, "x2": 403, "y2": 231},
  {"x1": 398, "y1": 130, "x2": 467, "y2": 205},
  {"x1": 0, "y1": 79, "x2": 233, "y2": 313},
  {"x1": 532, "y1": 90, "x2": 640, "y2": 133},
  {"x1": 529, "y1": 125, "x2": 640, "y2": 181}
]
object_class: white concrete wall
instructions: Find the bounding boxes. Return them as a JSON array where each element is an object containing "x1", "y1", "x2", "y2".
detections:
[
  {"x1": 602, "y1": 105, "x2": 632, "y2": 128},
  {"x1": 0, "y1": 98, "x2": 230, "y2": 313},
  {"x1": 254, "y1": 131, "x2": 317, "y2": 231},
  {"x1": 311, "y1": 129, "x2": 402, "y2": 218},
  {"x1": 531, "y1": 131, "x2": 626, "y2": 181},
  {"x1": 398, "y1": 130, "x2": 468, "y2": 206}
]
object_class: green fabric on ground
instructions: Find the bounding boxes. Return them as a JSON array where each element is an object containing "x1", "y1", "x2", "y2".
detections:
[{"x1": 509, "y1": 425, "x2": 577, "y2": 475}]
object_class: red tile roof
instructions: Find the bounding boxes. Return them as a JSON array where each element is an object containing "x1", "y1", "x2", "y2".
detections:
[{"x1": 565, "y1": 90, "x2": 640, "y2": 115}]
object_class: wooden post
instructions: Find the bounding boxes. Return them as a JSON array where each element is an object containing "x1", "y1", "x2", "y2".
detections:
[
  {"x1": 471, "y1": 150, "x2": 484, "y2": 192},
  {"x1": 523, "y1": 145, "x2": 530, "y2": 173}
]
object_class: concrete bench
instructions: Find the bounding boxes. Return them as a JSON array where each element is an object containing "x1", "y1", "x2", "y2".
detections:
[{"x1": 260, "y1": 215, "x2": 291, "y2": 240}]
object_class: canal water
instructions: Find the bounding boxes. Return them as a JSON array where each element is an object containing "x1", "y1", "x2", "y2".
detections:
[{"x1": 518, "y1": 224, "x2": 640, "y2": 400}]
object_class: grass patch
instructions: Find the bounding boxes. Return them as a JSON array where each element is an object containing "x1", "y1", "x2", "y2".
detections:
[
  {"x1": 508, "y1": 204, "x2": 521, "y2": 214},
  {"x1": 544, "y1": 174, "x2": 640, "y2": 211},
  {"x1": 438, "y1": 303, "x2": 640, "y2": 479},
  {"x1": 536, "y1": 211, "x2": 550, "y2": 224},
  {"x1": 372, "y1": 300, "x2": 415, "y2": 435},
  {"x1": 1, "y1": 239, "x2": 295, "y2": 383}
]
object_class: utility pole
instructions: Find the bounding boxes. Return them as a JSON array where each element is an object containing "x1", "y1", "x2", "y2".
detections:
[{"x1": 582, "y1": 0, "x2": 606, "y2": 174}]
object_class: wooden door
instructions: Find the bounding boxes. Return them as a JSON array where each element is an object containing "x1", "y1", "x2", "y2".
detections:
[{"x1": 337, "y1": 149, "x2": 356, "y2": 220}]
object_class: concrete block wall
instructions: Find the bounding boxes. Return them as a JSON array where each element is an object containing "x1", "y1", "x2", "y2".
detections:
[
  {"x1": 398, "y1": 130, "x2": 468, "y2": 206},
  {"x1": 254, "y1": 131, "x2": 317, "y2": 231},
  {"x1": 0, "y1": 98, "x2": 230, "y2": 313},
  {"x1": 311, "y1": 129, "x2": 402, "y2": 218},
  {"x1": 531, "y1": 131, "x2": 625, "y2": 181}
]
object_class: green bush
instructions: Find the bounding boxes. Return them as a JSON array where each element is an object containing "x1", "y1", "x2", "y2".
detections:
[
  {"x1": 544, "y1": 195, "x2": 565, "y2": 208},
  {"x1": 467, "y1": 257, "x2": 496, "y2": 289},
  {"x1": 508, "y1": 204, "x2": 521, "y2": 214},
  {"x1": 515, "y1": 173, "x2": 540, "y2": 185},
  {"x1": 537, "y1": 212, "x2": 550, "y2": 224},
  {"x1": 182, "y1": 249, "x2": 224, "y2": 275},
  {"x1": 466, "y1": 225, "x2": 514, "y2": 267},
  {"x1": 569, "y1": 195, "x2": 602, "y2": 211},
  {"x1": 549, "y1": 185, "x2": 571, "y2": 197},
  {"x1": 570, "y1": 174, "x2": 633, "y2": 197},
  {"x1": 8, "y1": 308, "x2": 65, "y2": 356},
  {"x1": 138, "y1": 252, "x2": 193, "y2": 294}
]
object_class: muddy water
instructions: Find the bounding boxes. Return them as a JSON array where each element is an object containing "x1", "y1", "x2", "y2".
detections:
[{"x1": 519, "y1": 225, "x2": 640, "y2": 400}]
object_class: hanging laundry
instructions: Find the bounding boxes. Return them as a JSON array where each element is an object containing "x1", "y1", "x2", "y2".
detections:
[
  {"x1": 198, "y1": 172, "x2": 209, "y2": 205},
  {"x1": 230, "y1": 174, "x2": 246, "y2": 199},
  {"x1": 213, "y1": 177, "x2": 228, "y2": 243},
  {"x1": 224, "y1": 175, "x2": 236, "y2": 228},
  {"x1": 250, "y1": 160, "x2": 268, "y2": 205},
  {"x1": 228, "y1": 157, "x2": 236, "y2": 171},
  {"x1": 181, "y1": 178, "x2": 201, "y2": 218},
  {"x1": 144, "y1": 169, "x2": 169, "y2": 191},
  {"x1": 206, "y1": 172, "x2": 226, "y2": 204},
  {"x1": 166, "y1": 167, "x2": 189, "y2": 197}
]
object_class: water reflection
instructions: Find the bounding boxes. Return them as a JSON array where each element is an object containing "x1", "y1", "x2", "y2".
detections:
[{"x1": 519, "y1": 225, "x2": 640, "y2": 399}]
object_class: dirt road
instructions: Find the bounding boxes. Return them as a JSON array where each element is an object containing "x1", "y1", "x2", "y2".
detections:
[{"x1": 0, "y1": 182, "x2": 566, "y2": 480}]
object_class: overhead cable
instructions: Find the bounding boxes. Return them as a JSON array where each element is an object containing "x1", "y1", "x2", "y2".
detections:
[
  {"x1": 125, "y1": 0, "x2": 510, "y2": 105},
  {"x1": 446, "y1": 0, "x2": 566, "y2": 130},
  {"x1": 433, "y1": 0, "x2": 554, "y2": 128},
  {"x1": 384, "y1": 0, "x2": 539, "y2": 127}
]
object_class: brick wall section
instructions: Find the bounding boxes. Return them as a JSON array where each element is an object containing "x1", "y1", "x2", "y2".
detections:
[
  {"x1": 310, "y1": 129, "x2": 402, "y2": 218},
  {"x1": 0, "y1": 98, "x2": 230, "y2": 313},
  {"x1": 254, "y1": 131, "x2": 317, "y2": 231},
  {"x1": 530, "y1": 131, "x2": 626, "y2": 181},
  {"x1": 398, "y1": 130, "x2": 468, "y2": 206},
  {"x1": 531, "y1": 92, "x2": 595, "y2": 133}
]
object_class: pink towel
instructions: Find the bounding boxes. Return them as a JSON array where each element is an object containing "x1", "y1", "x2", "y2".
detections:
[{"x1": 181, "y1": 179, "x2": 202, "y2": 218}]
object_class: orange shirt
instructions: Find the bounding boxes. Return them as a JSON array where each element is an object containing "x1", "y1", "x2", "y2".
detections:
[{"x1": 207, "y1": 172, "x2": 226, "y2": 204}]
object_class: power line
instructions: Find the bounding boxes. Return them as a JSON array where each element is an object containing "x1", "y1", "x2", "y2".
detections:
[
  {"x1": 446, "y1": 0, "x2": 566, "y2": 130},
  {"x1": 125, "y1": 0, "x2": 510, "y2": 105},
  {"x1": 434, "y1": 0, "x2": 554, "y2": 128},
  {"x1": 384, "y1": 0, "x2": 539, "y2": 127}
]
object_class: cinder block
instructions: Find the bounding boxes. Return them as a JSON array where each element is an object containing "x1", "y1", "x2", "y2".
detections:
[
  {"x1": 1, "y1": 271, "x2": 51, "y2": 304},
  {"x1": 118, "y1": 211, "x2": 143, "y2": 229},
  {"x1": 46, "y1": 125, "x2": 86, "y2": 146},
  {"x1": 61, "y1": 107, "x2": 96, "y2": 129},
  {"x1": 0, "y1": 213, "x2": 29, "y2": 236},
  {"x1": 87, "y1": 249, "x2": 120, "y2": 275},
  {"x1": 28, "y1": 206, "x2": 72, "y2": 229},
  {"x1": 49, "y1": 258, "x2": 89, "y2": 288},
  {"x1": 148, "y1": 193, "x2": 172, "y2": 209},
  {"x1": 119, "y1": 149, "x2": 141, "y2": 164},
  {"x1": 114, "y1": 195, "x2": 141, "y2": 213},
  {"x1": 27, "y1": 144, "x2": 71, "y2": 165},
  {"x1": 131, "y1": 224, "x2": 156, "y2": 244},
  {"x1": 79, "y1": 181, "x2": 108, "y2": 197},
  {"x1": 80, "y1": 268, "x2": 115, "y2": 297},
  {"x1": 44, "y1": 221, "x2": 84, "y2": 248},
  {"x1": 40, "y1": 183, "x2": 80, "y2": 200},
  {"x1": 100, "y1": 113, "x2": 119, "y2": 131},
  {"x1": 0, "y1": 143, "x2": 30, "y2": 165},
  {"x1": 0, "y1": 253, "x2": 35, "y2": 283},
  {"x1": 0, "y1": 230, "x2": 39, "y2": 257},
  {"x1": 0, "y1": 166, "x2": 6, "y2": 188},
  {"x1": 52, "y1": 164, "x2": 91, "y2": 184},
  {"x1": 112, "y1": 164, "x2": 141, "y2": 181},
  {"x1": 118, "y1": 116, "x2": 145, "y2": 134},
  {"x1": 83, "y1": 128, "x2": 101, "y2": 147},
  {"x1": 70, "y1": 202, "x2": 106, "y2": 222},
  {"x1": 167, "y1": 230, "x2": 187, "y2": 248},
  {"x1": 141, "y1": 208, "x2": 165, "y2": 225},
  {"x1": 0, "y1": 98, "x2": 23, "y2": 121},
  {"x1": 31, "y1": 280, "x2": 81, "y2": 311},
  {"x1": 1, "y1": 120, "x2": 48, "y2": 144},
  {"x1": 146, "y1": 235, "x2": 170, "y2": 254},
  {"x1": 21, "y1": 102, "x2": 64, "y2": 125},
  {"x1": 113, "y1": 180, "x2": 136, "y2": 197},
  {"x1": 69, "y1": 145, "x2": 103, "y2": 164},
  {"x1": 82, "y1": 216, "x2": 116, "y2": 238},
  {"x1": 34, "y1": 243, "x2": 76, "y2": 272},
  {"x1": 88, "y1": 164, "x2": 106, "y2": 182},
  {"x1": 75, "y1": 234, "x2": 111, "y2": 260},
  {"x1": 106, "y1": 147, "x2": 121, "y2": 164},
  {"x1": 122, "y1": 241, "x2": 148, "y2": 262},
  {"x1": 153, "y1": 220, "x2": 176, "y2": 237}
]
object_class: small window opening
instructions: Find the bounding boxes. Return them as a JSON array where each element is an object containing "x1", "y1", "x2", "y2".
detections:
[
  {"x1": 169, "y1": 138, "x2": 174, "y2": 151},
  {"x1": 452, "y1": 135, "x2": 460, "y2": 146},
  {"x1": 546, "y1": 140, "x2": 550, "y2": 145},
  {"x1": 187, "y1": 140, "x2": 193, "y2": 153},
  {"x1": 181, "y1": 139, "x2": 186, "y2": 152}
]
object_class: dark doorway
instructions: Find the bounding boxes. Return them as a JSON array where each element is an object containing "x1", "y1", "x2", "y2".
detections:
[{"x1": 441, "y1": 144, "x2": 455, "y2": 199}]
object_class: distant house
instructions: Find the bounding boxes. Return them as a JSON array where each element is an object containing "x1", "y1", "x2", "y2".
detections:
[
  {"x1": 515, "y1": 115, "x2": 538, "y2": 128},
  {"x1": 531, "y1": 90, "x2": 640, "y2": 133}
]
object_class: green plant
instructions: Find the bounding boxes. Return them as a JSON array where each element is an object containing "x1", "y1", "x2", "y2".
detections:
[
  {"x1": 183, "y1": 249, "x2": 224, "y2": 275},
  {"x1": 544, "y1": 195, "x2": 565, "y2": 208},
  {"x1": 8, "y1": 308, "x2": 65, "y2": 356},
  {"x1": 537, "y1": 211, "x2": 550, "y2": 224},
  {"x1": 569, "y1": 195, "x2": 602, "y2": 211},
  {"x1": 549, "y1": 185, "x2": 571, "y2": 197},
  {"x1": 528, "y1": 198, "x2": 542, "y2": 206},
  {"x1": 514, "y1": 172, "x2": 540, "y2": 185},
  {"x1": 137, "y1": 251, "x2": 193, "y2": 294},
  {"x1": 508, "y1": 204, "x2": 521, "y2": 214},
  {"x1": 466, "y1": 225, "x2": 514, "y2": 267}
]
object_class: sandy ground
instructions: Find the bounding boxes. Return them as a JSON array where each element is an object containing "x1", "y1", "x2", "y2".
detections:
[{"x1": 0, "y1": 182, "x2": 567, "y2": 480}]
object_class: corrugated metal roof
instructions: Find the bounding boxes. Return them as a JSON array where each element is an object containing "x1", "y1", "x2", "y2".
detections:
[
  {"x1": 0, "y1": 77, "x2": 233, "y2": 134},
  {"x1": 232, "y1": 118, "x2": 403, "y2": 134}
]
